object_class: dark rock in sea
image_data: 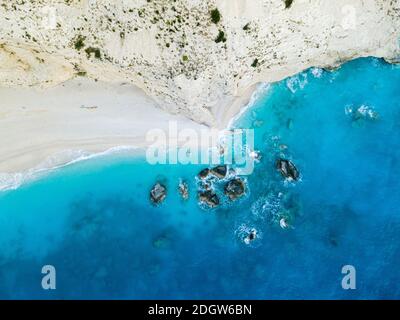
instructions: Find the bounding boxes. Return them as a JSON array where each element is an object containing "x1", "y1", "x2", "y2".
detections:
[
  {"x1": 178, "y1": 180, "x2": 189, "y2": 200},
  {"x1": 198, "y1": 190, "x2": 220, "y2": 208},
  {"x1": 276, "y1": 158, "x2": 299, "y2": 181},
  {"x1": 224, "y1": 178, "x2": 245, "y2": 201},
  {"x1": 198, "y1": 168, "x2": 210, "y2": 179},
  {"x1": 244, "y1": 228, "x2": 258, "y2": 245},
  {"x1": 150, "y1": 182, "x2": 167, "y2": 204},
  {"x1": 210, "y1": 165, "x2": 227, "y2": 179}
]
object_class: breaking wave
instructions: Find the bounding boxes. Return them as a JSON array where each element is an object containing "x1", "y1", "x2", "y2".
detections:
[
  {"x1": 228, "y1": 83, "x2": 271, "y2": 129},
  {"x1": 0, "y1": 146, "x2": 139, "y2": 192}
]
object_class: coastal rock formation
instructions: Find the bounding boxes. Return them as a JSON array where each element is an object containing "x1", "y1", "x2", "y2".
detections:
[
  {"x1": 178, "y1": 180, "x2": 189, "y2": 200},
  {"x1": 198, "y1": 165, "x2": 227, "y2": 180},
  {"x1": 224, "y1": 177, "x2": 245, "y2": 200},
  {"x1": 198, "y1": 168, "x2": 210, "y2": 179},
  {"x1": 0, "y1": 0, "x2": 399, "y2": 127},
  {"x1": 276, "y1": 159, "x2": 299, "y2": 181},
  {"x1": 210, "y1": 165, "x2": 227, "y2": 179},
  {"x1": 150, "y1": 182, "x2": 167, "y2": 204},
  {"x1": 198, "y1": 190, "x2": 220, "y2": 208}
]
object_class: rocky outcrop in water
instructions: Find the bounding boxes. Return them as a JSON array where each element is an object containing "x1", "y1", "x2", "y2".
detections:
[
  {"x1": 152, "y1": 235, "x2": 171, "y2": 249},
  {"x1": 224, "y1": 178, "x2": 246, "y2": 200},
  {"x1": 210, "y1": 165, "x2": 227, "y2": 179},
  {"x1": 150, "y1": 182, "x2": 167, "y2": 204},
  {"x1": 178, "y1": 180, "x2": 189, "y2": 200},
  {"x1": 198, "y1": 168, "x2": 210, "y2": 179},
  {"x1": 198, "y1": 190, "x2": 220, "y2": 208},
  {"x1": 276, "y1": 159, "x2": 299, "y2": 181}
]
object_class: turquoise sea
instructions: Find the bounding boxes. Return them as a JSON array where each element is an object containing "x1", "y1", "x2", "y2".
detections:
[{"x1": 0, "y1": 58, "x2": 399, "y2": 299}]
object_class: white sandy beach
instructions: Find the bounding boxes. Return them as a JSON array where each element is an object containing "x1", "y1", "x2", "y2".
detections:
[
  {"x1": 0, "y1": 0, "x2": 398, "y2": 185},
  {"x1": 0, "y1": 79, "x2": 207, "y2": 175}
]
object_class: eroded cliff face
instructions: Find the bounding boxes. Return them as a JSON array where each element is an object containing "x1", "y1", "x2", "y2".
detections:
[{"x1": 0, "y1": 0, "x2": 399, "y2": 126}]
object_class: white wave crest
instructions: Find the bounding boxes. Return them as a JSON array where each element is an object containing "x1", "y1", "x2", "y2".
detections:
[
  {"x1": 228, "y1": 83, "x2": 271, "y2": 129},
  {"x1": 286, "y1": 73, "x2": 308, "y2": 93},
  {"x1": 311, "y1": 67, "x2": 324, "y2": 78}
]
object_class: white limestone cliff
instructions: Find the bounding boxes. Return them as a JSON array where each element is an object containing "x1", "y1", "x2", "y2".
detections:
[{"x1": 0, "y1": 0, "x2": 399, "y2": 127}]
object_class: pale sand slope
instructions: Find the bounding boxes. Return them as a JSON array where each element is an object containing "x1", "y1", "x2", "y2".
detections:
[
  {"x1": 1, "y1": 0, "x2": 398, "y2": 127},
  {"x1": 0, "y1": 79, "x2": 206, "y2": 175}
]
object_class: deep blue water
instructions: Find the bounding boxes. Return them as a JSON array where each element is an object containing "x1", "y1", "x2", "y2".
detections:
[{"x1": 0, "y1": 58, "x2": 400, "y2": 299}]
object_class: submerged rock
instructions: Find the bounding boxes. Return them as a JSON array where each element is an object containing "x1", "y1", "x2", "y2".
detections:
[
  {"x1": 287, "y1": 118, "x2": 294, "y2": 130},
  {"x1": 329, "y1": 236, "x2": 339, "y2": 247},
  {"x1": 279, "y1": 144, "x2": 288, "y2": 151},
  {"x1": 224, "y1": 178, "x2": 246, "y2": 201},
  {"x1": 152, "y1": 235, "x2": 171, "y2": 249},
  {"x1": 276, "y1": 159, "x2": 299, "y2": 181},
  {"x1": 210, "y1": 165, "x2": 227, "y2": 179},
  {"x1": 150, "y1": 182, "x2": 167, "y2": 204},
  {"x1": 178, "y1": 180, "x2": 189, "y2": 200},
  {"x1": 345, "y1": 104, "x2": 379, "y2": 124},
  {"x1": 198, "y1": 190, "x2": 220, "y2": 208},
  {"x1": 253, "y1": 120, "x2": 264, "y2": 128}
]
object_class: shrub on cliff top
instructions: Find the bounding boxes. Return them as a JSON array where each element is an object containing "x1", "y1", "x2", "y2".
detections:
[
  {"x1": 85, "y1": 47, "x2": 101, "y2": 59},
  {"x1": 74, "y1": 35, "x2": 85, "y2": 50},
  {"x1": 285, "y1": 0, "x2": 294, "y2": 9},
  {"x1": 215, "y1": 30, "x2": 226, "y2": 43},
  {"x1": 210, "y1": 8, "x2": 221, "y2": 24}
]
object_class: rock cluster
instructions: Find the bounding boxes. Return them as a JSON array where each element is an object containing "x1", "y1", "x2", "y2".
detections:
[
  {"x1": 276, "y1": 159, "x2": 299, "y2": 181},
  {"x1": 198, "y1": 168, "x2": 210, "y2": 179},
  {"x1": 198, "y1": 190, "x2": 220, "y2": 208},
  {"x1": 196, "y1": 164, "x2": 247, "y2": 208}
]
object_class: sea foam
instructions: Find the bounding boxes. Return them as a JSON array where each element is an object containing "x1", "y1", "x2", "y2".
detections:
[{"x1": 0, "y1": 146, "x2": 139, "y2": 192}]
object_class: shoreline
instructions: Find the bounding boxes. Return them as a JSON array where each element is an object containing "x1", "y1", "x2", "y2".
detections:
[
  {"x1": 0, "y1": 77, "x2": 206, "y2": 178},
  {"x1": 0, "y1": 57, "x2": 396, "y2": 191},
  {"x1": 216, "y1": 55, "x2": 399, "y2": 129}
]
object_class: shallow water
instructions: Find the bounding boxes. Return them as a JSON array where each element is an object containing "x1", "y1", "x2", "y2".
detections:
[{"x1": 0, "y1": 58, "x2": 399, "y2": 299}]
